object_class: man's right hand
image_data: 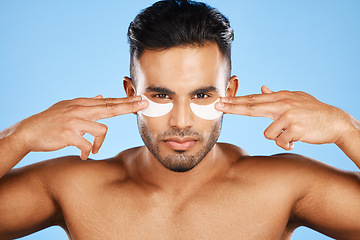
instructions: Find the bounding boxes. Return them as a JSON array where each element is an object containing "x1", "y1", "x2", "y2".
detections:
[{"x1": 9, "y1": 95, "x2": 147, "y2": 160}]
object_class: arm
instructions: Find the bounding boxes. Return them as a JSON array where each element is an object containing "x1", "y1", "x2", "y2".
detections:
[
  {"x1": 335, "y1": 116, "x2": 360, "y2": 168},
  {"x1": 0, "y1": 159, "x2": 64, "y2": 239},
  {"x1": 0, "y1": 95, "x2": 147, "y2": 238},
  {"x1": 287, "y1": 154, "x2": 360, "y2": 239}
]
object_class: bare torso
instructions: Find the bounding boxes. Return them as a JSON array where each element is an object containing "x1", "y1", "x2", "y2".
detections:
[{"x1": 49, "y1": 143, "x2": 303, "y2": 240}]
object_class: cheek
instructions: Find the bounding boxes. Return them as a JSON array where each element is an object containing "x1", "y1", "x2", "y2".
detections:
[
  {"x1": 138, "y1": 114, "x2": 168, "y2": 137},
  {"x1": 196, "y1": 119, "x2": 222, "y2": 137}
]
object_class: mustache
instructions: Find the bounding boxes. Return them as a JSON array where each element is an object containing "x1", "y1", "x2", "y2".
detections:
[{"x1": 158, "y1": 129, "x2": 203, "y2": 140}]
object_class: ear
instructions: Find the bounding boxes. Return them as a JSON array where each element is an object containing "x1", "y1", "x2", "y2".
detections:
[
  {"x1": 123, "y1": 77, "x2": 136, "y2": 97},
  {"x1": 225, "y1": 75, "x2": 239, "y2": 97}
]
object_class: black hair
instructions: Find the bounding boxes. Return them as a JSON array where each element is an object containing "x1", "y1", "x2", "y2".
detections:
[{"x1": 127, "y1": 0, "x2": 234, "y2": 83}]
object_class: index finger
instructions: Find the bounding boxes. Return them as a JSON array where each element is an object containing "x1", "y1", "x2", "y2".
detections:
[
  {"x1": 71, "y1": 95, "x2": 143, "y2": 107},
  {"x1": 85, "y1": 98, "x2": 149, "y2": 121},
  {"x1": 220, "y1": 92, "x2": 281, "y2": 105},
  {"x1": 215, "y1": 101, "x2": 279, "y2": 120}
]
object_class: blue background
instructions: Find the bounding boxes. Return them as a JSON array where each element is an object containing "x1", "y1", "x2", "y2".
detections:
[{"x1": 0, "y1": 0, "x2": 359, "y2": 239}]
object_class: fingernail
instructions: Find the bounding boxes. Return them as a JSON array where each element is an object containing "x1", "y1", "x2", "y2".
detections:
[
  {"x1": 138, "y1": 100, "x2": 146, "y2": 105},
  {"x1": 217, "y1": 102, "x2": 225, "y2": 108},
  {"x1": 220, "y1": 98, "x2": 229, "y2": 103},
  {"x1": 133, "y1": 96, "x2": 142, "y2": 101}
]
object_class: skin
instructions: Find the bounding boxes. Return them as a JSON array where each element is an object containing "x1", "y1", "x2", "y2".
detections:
[{"x1": 0, "y1": 43, "x2": 360, "y2": 240}]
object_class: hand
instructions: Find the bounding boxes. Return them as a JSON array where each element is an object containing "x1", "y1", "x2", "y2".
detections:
[
  {"x1": 215, "y1": 86, "x2": 353, "y2": 150},
  {"x1": 12, "y1": 95, "x2": 148, "y2": 160}
]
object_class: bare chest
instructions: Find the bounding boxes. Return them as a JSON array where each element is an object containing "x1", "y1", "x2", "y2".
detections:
[{"x1": 59, "y1": 182, "x2": 294, "y2": 240}]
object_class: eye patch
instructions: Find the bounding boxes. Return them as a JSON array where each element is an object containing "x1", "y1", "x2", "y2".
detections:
[
  {"x1": 139, "y1": 95, "x2": 173, "y2": 117},
  {"x1": 190, "y1": 99, "x2": 223, "y2": 120},
  {"x1": 139, "y1": 95, "x2": 223, "y2": 120}
]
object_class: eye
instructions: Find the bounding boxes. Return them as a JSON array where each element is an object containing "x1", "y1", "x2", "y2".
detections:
[
  {"x1": 194, "y1": 93, "x2": 210, "y2": 99},
  {"x1": 154, "y1": 94, "x2": 170, "y2": 99}
]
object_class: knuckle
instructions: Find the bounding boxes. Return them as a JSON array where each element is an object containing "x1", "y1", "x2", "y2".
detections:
[
  {"x1": 67, "y1": 117, "x2": 79, "y2": 125},
  {"x1": 246, "y1": 101, "x2": 256, "y2": 110},
  {"x1": 104, "y1": 98, "x2": 116, "y2": 110},
  {"x1": 84, "y1": 142, "x2": 92, "y2": 151},
  {"x1": 51, "y1": 100, "x2": 70, "y2": 109},
  {"x1": 68, "y1": 98, "x2": 89, "y2": 109},
  {"x1": 267, "y1": 113, "x2": 276, "y2": 120},
  {"x1": 72, "y1": 97, "x2": 87, "y2": 103},
  {"x1": 279, "y1": 90, "x2": 291, "y2": 95},
  {"x1": 100, "y1": 124, "x2": 108, "y2": 134},
  {"x1": 282, "y1": 111, "x2": 294, "y2": 121},
  {"x1": 289, "y1": 123, "x2": 301, "y2": 133},
  {"x1": 57, "y1": 100, "x2": 69, "y2": 106},
  {"x1": 294, "y1": 91, "x2": 308, "y2": 97},
  {"x1": 132, "y1": 100, "x2": 142, "y2": 108},
  {"x1": 276, "y1": 91, "x2": 291, "y2": 100},
  {"x1": 61, "y1": 128, "x2": 74, "y2": 139},
  {"x1": 78, "y1": 139, "x2": 92, "y2": 151},
  {"x1": 279, "y1": 99, "x2": 294, "y2": 108},
  {"x1": 67, "y1": 105, "x2": 84, "y2": 114}
]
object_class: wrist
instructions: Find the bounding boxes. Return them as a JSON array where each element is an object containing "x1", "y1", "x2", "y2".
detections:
[
  {"x1": 3, "y1": 122, "x2": 32, "y2": 155},
  {"x1": 335, "y1": 115, "x2": 360, "y2": 148}
]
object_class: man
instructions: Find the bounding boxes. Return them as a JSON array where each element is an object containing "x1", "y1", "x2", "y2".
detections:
[{"x1": 0, "y1": 0, "x2": 359, "y2": 239}]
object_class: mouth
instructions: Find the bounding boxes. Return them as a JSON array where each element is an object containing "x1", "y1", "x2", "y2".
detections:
[{"x1": 163, "y1": 137, "x2": 198, "y2": 151}]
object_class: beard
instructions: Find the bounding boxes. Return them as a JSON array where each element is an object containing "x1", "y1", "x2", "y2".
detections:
[{"x1": 137, "y1": 115, "x2": 223, "y2": 172}]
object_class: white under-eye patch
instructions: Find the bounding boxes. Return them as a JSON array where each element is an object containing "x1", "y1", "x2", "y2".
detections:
[
  {"x1": 190, "y1": 99, "x2": 223, "y2": 120},
  {"x1": 139, "y1": 95, "x2": 173, "y2": 117}
]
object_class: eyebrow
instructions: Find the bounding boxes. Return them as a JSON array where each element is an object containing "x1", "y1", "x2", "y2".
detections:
[
  {"x1": 145, "y1": 86, "x2": 175, "y2": 95},
  {"x1": 190, "y1": 86, "x2": 219, "y2": 96},
  {"x1": 145, "y1": 85, "x2": 219, "y2": 96}
]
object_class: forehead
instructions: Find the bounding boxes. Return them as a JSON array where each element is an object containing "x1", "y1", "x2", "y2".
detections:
[{"x1": 133, "y1": 43, "x2": 228, "y2": 93}]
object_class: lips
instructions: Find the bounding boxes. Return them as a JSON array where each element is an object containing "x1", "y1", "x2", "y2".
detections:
[{"x1": 163, "y1": 137, "x2": 198, "y2": 151}]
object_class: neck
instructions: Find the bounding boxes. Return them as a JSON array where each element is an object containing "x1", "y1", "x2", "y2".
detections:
[{"x1": 135, "y1": 143, "x2": 229, "y2": 195}]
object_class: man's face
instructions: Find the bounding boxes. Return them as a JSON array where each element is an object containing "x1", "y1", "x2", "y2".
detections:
[{"x1": 132, "y1": 43, "x2": 229, "y2": 172}]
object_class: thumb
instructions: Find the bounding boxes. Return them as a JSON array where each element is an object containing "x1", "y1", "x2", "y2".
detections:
[{"x1": 261, "y1": 85, "x2": 273, "y2": 94}]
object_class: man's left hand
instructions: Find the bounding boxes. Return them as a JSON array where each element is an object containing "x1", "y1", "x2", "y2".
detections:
[{"x1": 215, "y1": 86, "x2": 354, "y2": 150}]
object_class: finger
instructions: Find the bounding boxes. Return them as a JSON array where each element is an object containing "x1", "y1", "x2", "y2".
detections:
[
  {"x1": 91, "y1": 122, "x2": 108, "y2": 154},
  {"x1": 261, "y1": 85, "x2": 274, "y2": 94},
  {"x1": 275, "y1": 129, "x2": 295, "y2": 151},
  {"x1": 70, "y1": 136, "x2": 93, "y2": 160},
  {"x1": 220, "y1": 90, "x2": 294, "y2": 105},
  {"x1": 92, "y1": 135, "x2": 106, "y2": 154},
  {"x1": 80, "y1": 121, "x2": 108, "y2": 154},
  {"x1": 67, "y1": 119, "x2": 108, "y2": 155},
  {"x1": 220, "y1": 93, "x2": 275, "y2": 105},
  {"x1": 71, "y1": 96, "x2": 142, "y2": 107},
  {"x1": 264, "y1": 116, "x2": 289, "y2": 140},
  {"x1": 215, "y1": 101, "x2": 279, "y2": 120},
  {"x1": 86, "y1": 99, "x2": 148, "y2": 121}
]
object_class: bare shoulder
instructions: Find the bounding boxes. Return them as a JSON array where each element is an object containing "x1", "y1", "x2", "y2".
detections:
[
  {"x1": 7, "y1": 147, "x2": 143, "y2": 197},
  {"x1": 229, "y1": 151, "x2": 359, "y2": 199},
  {"x1": 234, "y1": 151, "x2": 352, "y2": 177}
]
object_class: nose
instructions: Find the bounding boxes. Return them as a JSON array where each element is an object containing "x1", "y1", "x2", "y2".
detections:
[{"x1": 169, "y1": 99, "x2": 194, "y2": 130}]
